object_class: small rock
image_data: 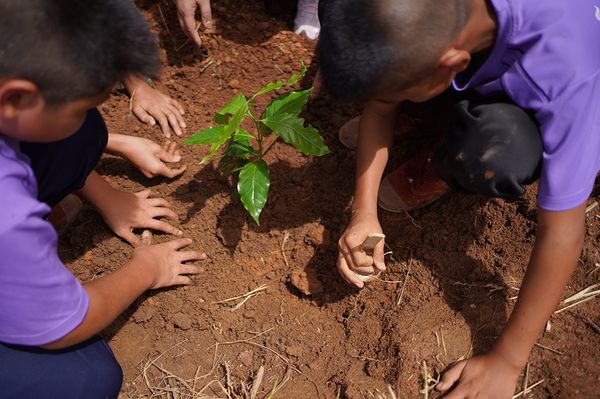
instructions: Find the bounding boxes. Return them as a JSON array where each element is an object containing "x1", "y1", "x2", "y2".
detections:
[
  {"x1": 228, "y1": 79, "x2": 240, "y2": 89},
  {"x1": 172, "y1": 313, "x2": 193, "y2": 330},
  {"x1": 290, "y1": 268, "x2": 324, "y2": 296},
  {"x1": 285, "y1": 345, "x2": 303, "y2": 357}
]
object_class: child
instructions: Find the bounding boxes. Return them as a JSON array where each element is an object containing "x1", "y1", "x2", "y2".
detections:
[
  {"x1": 318, "y1": 0, "x2": 600, "y2": 397},
  {"x1": 0, "y1": 1, "x2": 204, "y2": 397},
  {"x1": 174, "y1": 0, "x2": 321, "y2": 43}
]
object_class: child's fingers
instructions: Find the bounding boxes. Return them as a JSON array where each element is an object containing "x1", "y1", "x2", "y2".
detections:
[
  {"x1": 178, "y1": 264, "x2": 202, "y2": 276},
  {"x1": 141, "y1": 230, "x2": 153, "y2": 246},
  {"x1": 166, "y1": 112, "x2": 183, "y2": 137},
  {"x1": 147, "y1": 198, "x2": 171, "y2": 208},
  {"x1": 151, "y1": 206, "x2": 179, "y2": 222},
  {"x1": 133, "y1": 105, "x2": 156, "y2": 127},
  {"x1": 169, "y1": 98, "x2": 186, "y2": 116},
  {"x1": 157, "y1": 148, "x2": 182, "y2": 164},
  {"x1": 171, "y1": 107, "x2": 187, "y2": 129},
  {"x1": 178, "y1": 9, "x2": 202, "y2": 47},
  {"x1": 197, "y1": 0, "x2": 213, "y2": 29},
  {"x1": 436, "y1": 361, "x2": 467, "y2": 393},
  {"x1": 337, "y1": 253, "x2": 364, "y2": 288},
  {"x1": 373, "y1": 239, "x2": 387, "y2": 271},
  {"x1": 136, "y1": 189, "x2": 153, "y2": 199},
  {"x1": 174, "y1": 275, "x2": 193, "y2": 286},
  {"x1": 155, "y1": 115, "x2": 174, "y2": 139},
  {"x1": 120, "y1": 228, "x2": 141, "y2": 246},
  {"x1": 167, "y1": 237, "x2": 193, "y2": 251},
  {"x1": 177, "y1": 250, "x2": 207, "y2": 263},
  {"x1": 149, "y1": 219, "x2": 183, "y2": 236},
  {"x1": 160, "y1": 165, "x2": 187, "y2": 179}
]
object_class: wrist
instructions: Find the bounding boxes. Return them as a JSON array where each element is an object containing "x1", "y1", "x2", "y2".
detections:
[
  {"x1": 489, "y1": 339, "x2": 529, "y2": 372},
  {"x1": 123, "y1": 257, "x2": 155, "y2": 291},
  {"x1": 122, "y1": 74, "x2": 147, "y2": 94},
  {"x1": 106, "y1": 133, "x2": 130, "y2": 157}
]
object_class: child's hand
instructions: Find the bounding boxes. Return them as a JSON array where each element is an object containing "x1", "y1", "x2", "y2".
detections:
[
  {"x1": 174, "y1": 0, "x2": 213, "y2": 47},
  {"x1": 99, "y1": 188, "x2": 182, "y2": 246},
  {"x1": 337, "y1": 210, "x2": 386, "y2": 288},
  {"x1": 132, "y1": 230, "x2": 206, "y2": 288},
  {"x1": 130, "y1": 82, "x2": 186, "y2": 138},
  {"x1": 436, "y1": 353, "x2": 521, "y2": 399},
  {"x1": 110, "y1": 134, "x2": 186, "y2": 179}
]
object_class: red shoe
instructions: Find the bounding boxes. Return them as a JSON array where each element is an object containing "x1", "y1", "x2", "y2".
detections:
[
  {"x1": 48, "y1": 194, "x2": 83, "y2": 233},
  {"x1": 378, "y1": 146, "x2": 450, "y2": 212}
]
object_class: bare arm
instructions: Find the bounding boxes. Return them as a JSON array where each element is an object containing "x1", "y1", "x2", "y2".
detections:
[
  {"x1": 43, "y1": 234, "x2": 203, "y2": 350},
  {"x1": 438, "y1": 203, "x2": 586, "y2": 398},
  {"x1": 493, "y1": 203, "x2": 585, "y2": 366},
  {"x1": 337, "y1": 100, "x2": 397, "y2": 287}
]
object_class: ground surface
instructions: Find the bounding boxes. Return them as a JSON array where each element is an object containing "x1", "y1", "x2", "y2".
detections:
[{"x1": 60, "y1": 1, "x2": 600, "y2": 398}]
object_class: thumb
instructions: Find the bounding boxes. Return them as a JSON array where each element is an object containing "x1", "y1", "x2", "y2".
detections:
[
  {"x1": 373, "y1": 239, "x2": 386, "y2": 271},
  {"x1": 141, "y1": 230, "x2": 153, "y2": 246},
  {"x1": 160, "y1": 165, "x2": 187, "y2": 179},
  {"x1": 157, "y1": 148, "x2": 182, "y2": 163},
  {"x1": 120, "y1": 229, "x2": 141, "y2": 247},
  {"x1": 436, "y1": 360, "x2": 467, "y2": 392}
]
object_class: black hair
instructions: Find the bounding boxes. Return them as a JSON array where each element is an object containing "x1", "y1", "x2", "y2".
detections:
[
  {"x1": 317, "y1": 0, "x2": 468, "y2": 102},
  {"x1": 0, "y1": 0, "x2": 162, "y2": 105}
]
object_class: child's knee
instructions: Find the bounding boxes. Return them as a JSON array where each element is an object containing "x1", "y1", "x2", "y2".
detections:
[{"x1": 439, "y1": 100, "x2": 542, "y2": 198}]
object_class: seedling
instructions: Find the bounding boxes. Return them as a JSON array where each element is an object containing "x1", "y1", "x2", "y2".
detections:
[{"x1": 184, "y1": 64, "x2": 330, "y2": 224}]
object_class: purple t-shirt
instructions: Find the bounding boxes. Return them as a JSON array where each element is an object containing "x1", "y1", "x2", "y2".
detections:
[
  {"x1": 453, "y1": 0, "x2": 600, "y2": 211},
  {"x1": 0, "y1": 135, "x2": 89, "y2": 346}
]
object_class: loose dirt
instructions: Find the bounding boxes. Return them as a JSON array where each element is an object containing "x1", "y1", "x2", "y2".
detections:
[{"x1": 60, "y1": 1, "x2": 600, "y2": 397}]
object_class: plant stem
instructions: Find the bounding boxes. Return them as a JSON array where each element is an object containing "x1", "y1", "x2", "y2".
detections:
[
  {"x1": 247, "y1": 98, "x2": 264, "y2": 155},
  {"x1": 262, "y1": 136, "x2": 279, "y2": 157}
]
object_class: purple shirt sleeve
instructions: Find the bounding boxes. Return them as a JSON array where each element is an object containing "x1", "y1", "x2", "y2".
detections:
[
  {"x1": 0, "y1": 138, "x2": 89, "y2": 346},
  {"x1": 535, "y1": 78, "x2": 600, "y2": 211}
]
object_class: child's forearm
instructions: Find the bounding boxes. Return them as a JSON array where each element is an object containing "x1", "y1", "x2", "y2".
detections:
[
  {"x1": 105, "y1": 133, "x2": 131, "y2": 157},
  {"x1": 352, "y1": 101, "x2": 397, "y2": 213},
  {"x1": 492, "y1": 203, "x2": 586, "y2": 368},
  {"x1": 41, "y1": 259, "x2": 153, "y2": 349},
  {"x1": 77, "y1": 171, "x2": 115, "y2": 210}
]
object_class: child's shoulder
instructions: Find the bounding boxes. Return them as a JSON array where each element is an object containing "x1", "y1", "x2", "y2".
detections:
[{"x1": 0, "y1": 136, "x2": 49, "y2": 234}]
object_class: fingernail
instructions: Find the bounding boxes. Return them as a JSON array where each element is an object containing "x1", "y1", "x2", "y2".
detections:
[
  {"x1": 177, "y1": 230, "x2": 183, "y2": 236},
  {"x1": 204, "y1": 20, "x2": 212, "y2": 28},
  {"x1": 182, "y1": 122, "x2": 187, "y2": 128},
  {"x1": 174, "y1": 155, "x2": 181, "y2": 162}
]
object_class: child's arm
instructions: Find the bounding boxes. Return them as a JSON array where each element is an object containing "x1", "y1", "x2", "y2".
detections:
[
  {"x1": 436, "y1": 203, "x2": 586, "y2": 398},
  {"x1": 123, "y1": 74, "x2": 186, "y2": 138},
  {"x1": 106, "y1": 133, "x2": 186, "y2": 179},
  {"x1": 42, "y1": 232, "x2": 205, "y2": 349},
  {"x1": 173, "y1": 0, "x2": 213, "y2": 47},
  {"x1": 78, "y1": 171, "x2": 182, "y2": 246},
  {"x1": 337, "y1": 100, "x2": 397, "y2": 288}
]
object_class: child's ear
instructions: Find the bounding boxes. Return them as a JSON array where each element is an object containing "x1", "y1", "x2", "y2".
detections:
[
  {"x1": 439, "y1": 48, "x2": 471, "y2": 74},
  {"x1": 0, "y1": 79, "x2": 44, "y2": 119}
]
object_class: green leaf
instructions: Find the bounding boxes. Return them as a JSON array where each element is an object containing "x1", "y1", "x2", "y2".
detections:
[
  {"x1": 254, "y1": 63, "x2": 307, "y2": 97},
  {"x1": 214, "y1": 92, "x2": 248, "y2": 124},
  {"x1": 233, "y1": 129, "x2": 255, "y2": 142},
  {"x1": 218, "y1": 153, "x2": 249, "y2": 174},
  {"x1": 237, "y1": 160, "x2": 270, "y2": 225},
  {"x1": 261, "y1": 89, "x2": 312, "y2": 120},
  {"x1": 262, "y1": 113, "x2": 330, "y2": 156},
  {"x1": 183, "y1": 126, "x2": 228, "y2": 146}
]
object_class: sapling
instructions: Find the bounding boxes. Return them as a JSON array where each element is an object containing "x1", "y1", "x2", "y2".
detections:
[{"x1": 183, "y1": 64, "x2": 330, "y2": 224}]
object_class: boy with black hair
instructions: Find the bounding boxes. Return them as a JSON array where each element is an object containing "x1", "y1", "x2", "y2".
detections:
[
  {"x1": 0, "y1": 1, "x2": 204, "y2": 397},
  {"x1": 318, "y1": 0, "x2": 599, "y2": 397}
]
